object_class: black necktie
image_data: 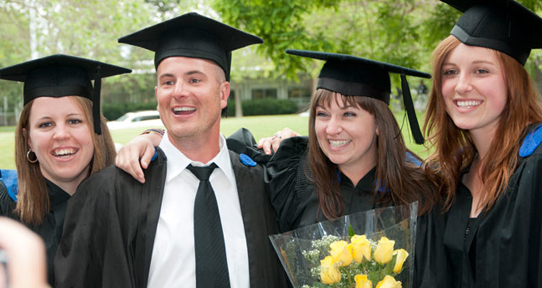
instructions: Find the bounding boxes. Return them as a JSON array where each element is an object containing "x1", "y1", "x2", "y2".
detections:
[{"x1": 187, "y1": 163, "x2": 231, "y2": 288}]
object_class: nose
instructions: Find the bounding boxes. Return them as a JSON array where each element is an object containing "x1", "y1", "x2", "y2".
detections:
[
  {"x1": 52, "y1": 123, "x2": 70, "y2": 140},
  {"x1": 325, "y1": 117, "x2": 342, "y2": 135},
  {"x1": 455, "y1": 72, "x2": 473, "y2": 94},
  {"x1": 172, "y1": 82, "x2": 189, "y2": 99}
]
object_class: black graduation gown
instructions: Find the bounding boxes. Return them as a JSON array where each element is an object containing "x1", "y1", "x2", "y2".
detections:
[
  {"x1": 0, "y1": 179, "x2": 70, "y2": 287},
  {"x1": 227, "y1": 129, "x2": 450, "y2": 288},
  {"x1": 54, "y1": 148, "x2": 288, "y2": 288},
  {"x1": 443, "y1": 126, "x2": 542, "y2": 287},
  {"x1": 263, "y1": 136, "x2": 383, "y2": 232}
]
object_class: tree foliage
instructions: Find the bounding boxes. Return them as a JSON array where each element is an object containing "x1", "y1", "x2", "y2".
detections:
[
  {"x1": 212, "y1": 0, "x2": 342, "y2": 80},
  {"x1": 0, "y1": 0, "x2": 541, "y2": 115},
  {"x1": 212, "y1": 0, "x2": 444, "y2": 85}
]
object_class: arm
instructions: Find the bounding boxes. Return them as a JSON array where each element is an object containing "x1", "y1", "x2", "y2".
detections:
[{"x1": 115, "y1": 128, "x2": 163, "y2": 183}]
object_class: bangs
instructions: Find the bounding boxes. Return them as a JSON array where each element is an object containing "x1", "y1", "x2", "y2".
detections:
[{"x1": 314, "y1": 89, "x2": 363, "y2": 110}]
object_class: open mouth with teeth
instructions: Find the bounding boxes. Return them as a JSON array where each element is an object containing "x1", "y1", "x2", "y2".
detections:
[
  {"x1": 52, "y1": 148, "x2": 78, "y2": 158},
  {"x1": 455, "y1": 100, "x2": 482, "y2": 108},
  {"x1": 329, "y1": 140, "x2": 351, "y2": 148},
  {"x1": 173, "y1": 107, "x2": 196, "y2": 115}
]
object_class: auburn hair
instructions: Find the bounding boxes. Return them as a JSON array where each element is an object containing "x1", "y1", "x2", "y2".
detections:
[{"x1": 424, "y1": 35, "x2": 542, "y2": 212}]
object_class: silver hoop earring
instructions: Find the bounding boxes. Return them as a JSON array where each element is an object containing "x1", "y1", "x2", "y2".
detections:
[{"x1": 26, "y1": 149, "x2": 38, "y2": 164}]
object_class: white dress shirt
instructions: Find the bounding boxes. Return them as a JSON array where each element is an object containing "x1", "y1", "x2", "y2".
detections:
[{"x1": 147, "y1": 132, "x2": 250, "y2": 288}]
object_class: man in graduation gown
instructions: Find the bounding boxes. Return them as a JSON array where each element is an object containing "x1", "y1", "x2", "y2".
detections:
[{"x1": 54, "y1": 12, "x2": 288, "y2": 288}]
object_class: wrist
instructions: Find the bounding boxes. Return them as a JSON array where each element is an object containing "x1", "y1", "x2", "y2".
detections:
[{"x1": 140, "y1": 128, "x2": 165, "y2": 137}]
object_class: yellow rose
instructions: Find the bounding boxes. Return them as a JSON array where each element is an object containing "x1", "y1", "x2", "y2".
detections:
[
  {"x1": 350, "y1": 235, "x2": 372, "y2": 263},
  {"x1": 393, "y1": 249, "x2": 409, "y2": 273},
  {"x1": 355, "y1": 274, "x2": 373, "y2": 288},
  {"x1": 320, "y1": 256, "x2": 341, "y2": 284},
  {"x1": 374, "y1": 237, "x2": 395, "y2": 264},
  {"x1": 330, "y1": 240, "x2": 353, "y2": 266},
  {"x1": 376, "y1": 275, "x2": 402, "y2": 288}
]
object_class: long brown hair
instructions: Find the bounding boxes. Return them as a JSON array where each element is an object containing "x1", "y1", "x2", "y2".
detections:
[
  {"x1": 308, "y1": 89, "x2": 437, "y2": 220},
  {"x1": 424, "y1": 35, "x2": 542, "y2": 212},
  {"x1": 15, "y1": 96, "x2": 116, "y2": 225}
]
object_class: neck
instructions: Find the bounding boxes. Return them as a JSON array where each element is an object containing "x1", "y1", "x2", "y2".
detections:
[
  {"x1": 49, "y1": 180, "x2": 80, "y2": 196},
  {"x1": 169, "y1": 132, "x2": 221, "y2": 164},
  {"x1": 469, "y1": 128, "x2": 497, "y2": 161},
  {"x1": 340, "y1": 162, "x2": 376, "y2": 187}
]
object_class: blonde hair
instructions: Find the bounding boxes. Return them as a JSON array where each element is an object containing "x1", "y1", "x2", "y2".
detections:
[
  {"x1": 14, "y1": 96, "x2": 116, "y2": 225},
  {"x1": 424, "y1": 35, "x2": 542, "y2": 212}
]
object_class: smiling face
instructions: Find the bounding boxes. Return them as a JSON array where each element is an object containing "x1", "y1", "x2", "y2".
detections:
[
  {"x1": 314, "y1": 93, "x2": 378, "y2": 176},
  {"x1": 441, "y1": 43, "x2": 508, "y2": 138},
  {"x1": 155, "y1": 56, "x2": 229, "y2": 146},
  {"x1": 25, "y1": 96, "x2": 94, "y2": 189}
]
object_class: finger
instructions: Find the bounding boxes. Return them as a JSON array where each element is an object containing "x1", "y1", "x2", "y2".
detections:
[
  {"x1": 282, "y1": 127, "x2": 300, "y2": 137},
  {"x1": 271, "y1": 138, "x2": 283, "y2": 153},
  {"x1": 129, "y1": 158, "x2": 146, "y2": 184},
  {"x1": 139, "y1": 146, "x2": 155, "y2": 169},
  {"x1": 262, "y1": 138, "x2": 274, "y2": 155},
  {"x1": 257, "y1": 138, "x2": 265, "y2": 149},
  {"x1": 116, "y1": 146, "x2": 145, "y2": 183}
]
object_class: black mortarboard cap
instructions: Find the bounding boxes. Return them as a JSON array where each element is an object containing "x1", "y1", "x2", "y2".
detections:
[
  {"x1": 118, "y1": 12, "x2": 263, "y2": 81},
  {"x1": 0, "y1": 54, "x2": 131, "y2": 134},
  {"x1": 286, "y1": 49, "x2": 431, "y2": 144},
  {"x1": 442, "y1": 0, "x2": 542, "y2": 65}
]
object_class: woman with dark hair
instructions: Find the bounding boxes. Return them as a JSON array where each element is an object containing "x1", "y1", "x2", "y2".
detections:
[
  {"x1": 0, "y1": 54, "x2": 130, "y2": 286},
  {"x1": 269, "y1": 77, "x2": 434, "y2": 230},
  {"x1": 424, "y1": 0, "x2": 542, "y2": 286}
]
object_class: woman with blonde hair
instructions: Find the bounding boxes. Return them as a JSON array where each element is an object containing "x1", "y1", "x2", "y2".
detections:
[
  {"x1": 0, "y1": 54, "x2": 130, "y2": 286},
  {"x1": 424, "y1": 0, "x2": 542, "y2": 286}
]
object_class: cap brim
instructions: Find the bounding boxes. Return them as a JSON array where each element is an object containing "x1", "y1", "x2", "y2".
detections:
[
  {"x1": 286, "y1": 49, "x2": 431, "y2": 79},
  {"x1": 0, "y1": 54, "x2": 131, "y2": 82}
]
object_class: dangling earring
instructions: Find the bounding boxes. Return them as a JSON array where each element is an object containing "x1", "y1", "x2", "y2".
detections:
[{"x1": 26, "y1": 149, "x2": 38, "y2": 164}]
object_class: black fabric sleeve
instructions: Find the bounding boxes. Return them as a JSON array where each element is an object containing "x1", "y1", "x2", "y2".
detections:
[{"x1": 265, "y1": 136, "x2": 311, "y2": 232}]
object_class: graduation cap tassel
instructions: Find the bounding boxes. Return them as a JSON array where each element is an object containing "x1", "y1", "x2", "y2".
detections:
[
  {"x1": 93, "y1": 67, "x2": 102, "y2": 135},
  {"x1": 401, "y1": 74, "x2": 424, "y2": 144}
]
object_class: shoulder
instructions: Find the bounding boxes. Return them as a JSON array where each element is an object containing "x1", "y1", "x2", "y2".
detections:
[
  {"x1": 80, "y1": 148, "x2": 167, "y2": 193},
  {"x1": 268, "y1": 136, "x2": 309, "y2": 166},
  {"x1": 229, "y1": 150, "x2": 264, "y2": 176},
  {"x1": 0, "y1": 169, "x2": 18, "y2": 202},
  {"x1": 519, "y1": 123, "x2": 542, "y2": 158},
  {"x1": 0, "y1": 179, "x2": 16, "y2": 216}
]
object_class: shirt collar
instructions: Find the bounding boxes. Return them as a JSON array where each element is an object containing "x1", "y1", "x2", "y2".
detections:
[{"x1": 160, "y1": 132, "x2": 235, "y2": 185}]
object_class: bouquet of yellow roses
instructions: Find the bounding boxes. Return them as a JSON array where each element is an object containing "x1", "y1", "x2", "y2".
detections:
[{"x1": 269, "y1": 203, "x2": 417, "y2": 288}]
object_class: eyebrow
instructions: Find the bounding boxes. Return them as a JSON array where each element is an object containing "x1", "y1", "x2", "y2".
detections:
[
  {"x1": 472, "y1": 60, "x2": 498, "y2": 66},
  {"x1": 186, "y1": 70, "x2": 204, "y2": 76},
  {"x1": 443, "y1": 60, "x2": 497, "y2": 66},
  {"x1": 158, "y1": 70, "x2": 205, "y2": 79},
  {"x1": 35, "y1": 113, "x2": 83, "y2": 121}
]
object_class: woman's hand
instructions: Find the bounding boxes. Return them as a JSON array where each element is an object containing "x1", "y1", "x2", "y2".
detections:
[
  {"x1": 257, "y1": 127, "x2": 300, "y2": 154},
  {"x1": 116, "y1": 130, "x2": 163, "y2": 183},
  {"x1": 0, "y1": 217, "x2": 47, "y2": 288}
]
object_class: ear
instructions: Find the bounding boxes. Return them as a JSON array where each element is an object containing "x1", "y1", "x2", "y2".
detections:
[
  {"x1": 154, "y1": 86, "x2": 158, "y2": 97},
  {"x1": 376, "y1": 127, "x2": 380, "y2": 136},
  {"x1": 219, "y1": 81, "x2": 230, "y2": 109}
]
